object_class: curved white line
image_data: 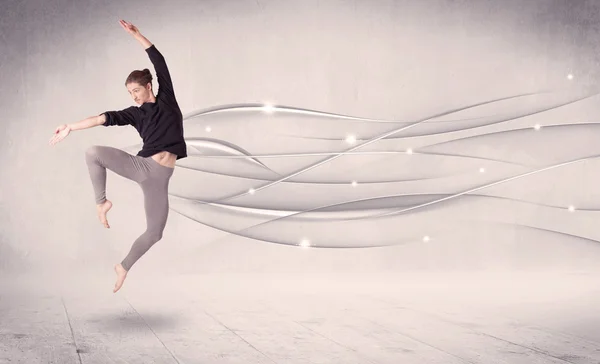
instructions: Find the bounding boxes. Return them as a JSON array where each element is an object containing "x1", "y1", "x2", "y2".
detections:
[
  {"x1": 184, "y1": 104, "x2": 401, "y2": 123},
  {"x1": 417, "y1": 121, "x2": 600, "y2": 150},
  {"x1": 205, "y1": 155, "x2": 600, "y2": 237},
  {"x1": 171, "y1": 188, "x2": 598, "y2": 224},
  {"x1": 169, "y1": 195, "x2": 600, "y2": 249},
  {"x1": 182, "y1": 150, "x2": 528, "y2": 167},
  {"x1": 182, "y1": 103, "x2": 545, "y2": 125},
  {"x1": 213, "y1": 93, "x2": 547, "y2": 203},
  {"x1": 373, "y1": 155, "x2": 599, "y2": 219},
  {"x1": 168, "y1": 208, "x2": 395, "y2": 248}
]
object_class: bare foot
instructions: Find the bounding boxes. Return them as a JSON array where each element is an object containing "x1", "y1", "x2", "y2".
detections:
[
  {"x1": 113, "y1": 263, "x2": 128, "y2": 293},
  {"x1": 96, "y1": 200, "x2": 112, "y2": 228}
]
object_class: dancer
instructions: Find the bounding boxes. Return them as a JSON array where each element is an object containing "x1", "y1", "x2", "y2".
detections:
[{"x1": 49, "y1": 20, "x2": 187, "y2": 293}]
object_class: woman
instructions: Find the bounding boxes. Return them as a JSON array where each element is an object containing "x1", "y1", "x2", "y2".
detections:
[{"x1": 49, "y1": 20, "x2": 187, "y2": 293}]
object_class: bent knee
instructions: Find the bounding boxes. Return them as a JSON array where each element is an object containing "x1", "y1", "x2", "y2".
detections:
[{"x1": 85, "y1": 145, "x2": 103, "y2": 160}]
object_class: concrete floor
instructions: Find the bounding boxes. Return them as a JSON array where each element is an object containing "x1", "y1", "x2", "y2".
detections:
[{"x1": 2, "y1": 271, "x2": 600, "y2": 364}]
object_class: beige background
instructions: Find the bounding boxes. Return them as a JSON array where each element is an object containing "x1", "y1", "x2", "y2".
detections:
[{"x1": 3, "y1": 0, "x2": 600, "y2": 276}]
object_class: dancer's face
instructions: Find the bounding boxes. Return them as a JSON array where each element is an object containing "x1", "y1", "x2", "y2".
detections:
[{"x1": 126, "y1": 82, "x2": 153, "y2": 105}]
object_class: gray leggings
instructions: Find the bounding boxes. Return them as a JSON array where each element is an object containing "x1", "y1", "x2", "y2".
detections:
[{"x1": 85, "y1": 145, "x2": 174, "y2": 271}]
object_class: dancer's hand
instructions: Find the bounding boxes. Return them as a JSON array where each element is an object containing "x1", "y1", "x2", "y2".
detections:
[
  {"x1": 49, "y1": 124, "x2": 71, "y2": 146},
  {"x1": 119, "y1": 20, "x2": 141, "y2": 37},
  {"x1": 120, "y1": 19, "x2": 152, "y2": 48}
]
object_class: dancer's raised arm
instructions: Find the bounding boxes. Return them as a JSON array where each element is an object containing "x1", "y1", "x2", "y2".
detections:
[
  {"x1": 119, "y1": 19, "x2": 152, "y2": 49},
  {"x1": 120, "y1": 19, "x2": 175, "y2": 97}
]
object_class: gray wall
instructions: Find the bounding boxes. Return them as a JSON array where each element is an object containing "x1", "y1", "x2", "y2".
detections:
[{"x1": 3, "y1": 0, "x2": 600, "y2": 275}]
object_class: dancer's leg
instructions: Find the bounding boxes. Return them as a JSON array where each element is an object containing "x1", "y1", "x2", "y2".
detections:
[
  {"x1": 85, "y1": 145, "x2": 150, "y2": 203},
  {"x1": 85, "y1": 145, "x2": 150, "y2": 228},
  {"x1": 114, "y1": 160, "x2": 173, "y2": 292},
  {"x1": 121, "y1": 169, "x2": 171, "y2": 271}
]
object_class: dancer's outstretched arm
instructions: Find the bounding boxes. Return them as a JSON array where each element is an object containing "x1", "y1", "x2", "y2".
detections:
[{"x1": 49, "y1": 114, "x2": 106, "y2": 146}]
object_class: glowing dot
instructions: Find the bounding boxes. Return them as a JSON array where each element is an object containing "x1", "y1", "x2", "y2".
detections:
[
  {"x1": 567, "y1": 74, "x2": 574, "y2": 80},
  {"x1": 248, "y1": 188, "x2": 256, "y2": 195},
  {"x1": 568, "y1": 205, "x2": 575, "y2": 212},
  {"x1": 423, "y1": 236, "x2": 430, "y2": 242},
  {"x1": 346, "y1": 135, "x2": 356, "y2": 144},
  {"x1": 300, "y1": 239, "x2": 311, "y2": 247},
  {"x1": 534, "y1": 124, "x2": 541, "y2": 130},
  {"x1": 205, "y1": 126, "x2": 212, "y2": 132},
  {"x1": 262, "y1": 104, "x2": 275, "y2": 113},
  {"x1": 406, "y1": 148, "x2": 413, "y2": 154},
  {"x1": 351, "y1": 180, "x2": 358, "y2": 187},
  {"x1": 479, "y1": 167, "x2": 486, "y2": 173}
]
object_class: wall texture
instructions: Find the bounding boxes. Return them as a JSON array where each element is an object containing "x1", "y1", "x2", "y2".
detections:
[{"x1": 3, "y1": 0, "x2": 600, "y2": 275}]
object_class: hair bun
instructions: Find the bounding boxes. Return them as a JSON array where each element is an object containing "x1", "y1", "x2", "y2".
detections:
[{"x1": 125, "y1": 68, "x2": 153, "y2": 86}]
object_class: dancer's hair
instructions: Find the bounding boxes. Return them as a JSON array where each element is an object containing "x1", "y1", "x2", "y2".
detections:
[{"x1": 125, "y1": 68, "x2": 153, "y2": 88}]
